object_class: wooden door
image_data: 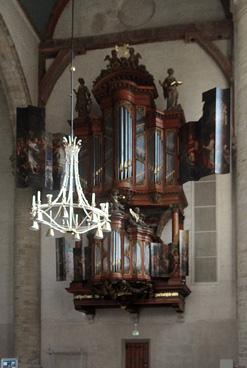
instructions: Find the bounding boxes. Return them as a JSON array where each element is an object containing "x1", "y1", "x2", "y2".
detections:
[{"x1": 125, "y1": 342, "x2": 149, "y2": 368}]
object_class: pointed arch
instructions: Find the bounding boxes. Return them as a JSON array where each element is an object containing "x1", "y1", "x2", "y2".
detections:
[
  {"x1": 45, "y1": 0, "x2": 71, "y2": 39},
  {"x1": 0, "y1": 14, "x2": 31, "y2": 134}
]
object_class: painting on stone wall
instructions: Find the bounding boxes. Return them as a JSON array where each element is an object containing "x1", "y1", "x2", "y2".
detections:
[
  {"x1": 16, "y1": 106, "x2": 45, "y2": 188},
  {"x1": 55, "y1": 237, "x2": 89, "y2": 283},
  {"x1": 214, "y1": 88, "x2": 231, "y2": 174},
  {"x1": 52, "y1": 133, "x2": 66, "y2": 191},
  {"x1": 83, "y1": 235, "x2": 92, "y2": 280},
  {"x1": 179, "y1": 88, "x2": 230, "y2": 184},
  {"x1": 179, "y1": 230, "x2": 189, "y2": 277},
  {"x1": 73, "y1": 235, "x2": 91, "y2": 281},
  {"x1": 73, "y1": 241, "x2": 83, "y2": 282},
  {"x1": 16, "y1": 107, "x2": 68, "y2": 191},
  {"x1": 150, "y1": 242, "x2": 170, "y2": 277},
  {"x1": 169, "y1": 243, "x2": 179, "y2": 276},
  {"x1": 56, "y1": 237, "x2": 66, "y2": 281},
  {"x1": 65, "y1": 238, "x2": 74, "y2": 282},
  {"x1": 44, "y1": 132, "x2": 53, "y2": 191}
]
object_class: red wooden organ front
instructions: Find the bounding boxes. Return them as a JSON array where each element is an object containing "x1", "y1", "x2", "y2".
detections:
[{"x1": 67, "y1": 48, "x2": 190, "y2": 314}]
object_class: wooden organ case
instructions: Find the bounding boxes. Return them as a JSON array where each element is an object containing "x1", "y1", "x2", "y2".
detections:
[{"x1": 67, "y1": 49, "x2": 191, "y2": 314}]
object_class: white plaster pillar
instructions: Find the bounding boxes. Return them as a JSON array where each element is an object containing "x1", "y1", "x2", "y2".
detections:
[
  {"x1": 14, "y1": 188, "x2": 41, "y2": 368},
  {"x1": 234, "y1": 1, "x2": 247, "y2": 366}
]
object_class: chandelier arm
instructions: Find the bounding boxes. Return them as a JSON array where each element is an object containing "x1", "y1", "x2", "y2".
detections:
[
  {"x1": 61, "y1": 172, "x2": 70, "y2": 202},
  {"x1": 87, "y1": 205, "x2": 108, "y2": 218},
  {"x1": 76, "y1": 223, "x2": 101, "y2": 234},
  {"x1": 67, "y1": 147, "x2": 75, "y2": 230},
  {"x1": 39, "y1": 203, "x2": 63, "y2": 211},
  {"x1": 67, "y1": 148, "x2": 74, "y2": 205},
  {"x1": 44, "y1": 222, "x2": 66, "y2": 233},
  {"x1": 39, "y1": 205, "x2": 65, "y2": 228},
  {"x1": 80, "y1": 206, "x2": 93, "y2": 221},
  {"x1": 74, "y1": 147, "x2": 91, "y2": 206},
  {"x1": 60, "y1": 150, "x2": 70, "y2": 197},
  {"x1": 77, "y1": 210, "x2": 94, "y2": 227},
  {"x1": 75, "y1": 189, "x2": 90, "y2": 209},
  {"x1": 76, "y1": 182, "x2": 91, "y2": 208},
  {"x1": 37, "y1": 212, "x2": 67, "y2": 233},
  {"x1": 39, "y1": 202, "x2": 108, "y2": 221},
  {"x1": 41, "y1": 207, "x2": 83, "y2": 234},
  {"x1": 77, "y1": 217, "x2": 88, "y2": 227},
  {"x1": 51, "y1": 205, "x2": 63, "y2": 221},
  {"x1": 38, "y1": 202, "x2": 101, "y2": 211},
  {"x1": 60, "y1": 163, "x2": 70, "y2": 197},
  {"x1": 50, "y1": 162, "x2": 70, "y2": 206}
]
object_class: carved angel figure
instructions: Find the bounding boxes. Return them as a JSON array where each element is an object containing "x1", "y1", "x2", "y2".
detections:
[
  {"x1": 128, "y1": 47, "x2": 142, "y2": 69},
  {"x1": 110, "y1": 190, "x2": 125, "y2": 212},
  {"x1": 129, "y1": 207, "x2": 146, "y2": 226},
  {"x1": 104, "y1": 49, "x2": 121, "y2": 70}
]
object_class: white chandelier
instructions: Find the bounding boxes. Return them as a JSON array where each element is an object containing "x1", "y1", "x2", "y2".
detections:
[
  {"x1": 30, "y1": 136, "x2": 111, "y2": 240},
  {"x1": 30, "y1": 0, "x2": 110, "y2": 240}
]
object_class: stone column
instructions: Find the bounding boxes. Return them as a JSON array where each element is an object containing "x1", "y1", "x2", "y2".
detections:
[
  {"x1": 14, "y1": 188, "x2": 41, "y2": 368},
  {"x1": 234, "y1": 1, "x2": 247, "y2": 366}
]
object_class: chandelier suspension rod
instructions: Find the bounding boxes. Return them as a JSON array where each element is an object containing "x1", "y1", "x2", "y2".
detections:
[
  {"x1": 69, "y1": 0, "x2": 75, "y2": 228},
  {"x1": 70, "y1": 0, "x2": 75, "y2": 139}
]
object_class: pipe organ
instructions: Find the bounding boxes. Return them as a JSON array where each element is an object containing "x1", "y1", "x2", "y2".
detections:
[{"x1": 67, "y1": 48, "x2": 190, "y2": 314}]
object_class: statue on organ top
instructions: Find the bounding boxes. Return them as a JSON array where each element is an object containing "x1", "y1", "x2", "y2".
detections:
[
  {"x1": 159, "y1": 68, "x2": 182, "y2": 110},
  {"x1": 104, "y1": 49, "x2": 121, "y2": 70},
  {"x1": 73, "y1": 78, "x2": 92, "y2": 120},
  {"x1": 127, "y1": 47, "x2": 142, "y2": 69}
]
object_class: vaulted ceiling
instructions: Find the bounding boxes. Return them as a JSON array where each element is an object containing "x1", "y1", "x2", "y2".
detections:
[
  {"x1": 18, "y1": 0, "x2": 56, "y2": 37},
  {"x1": 18, "y1": 0, "x2": 231, "y2": 39}
]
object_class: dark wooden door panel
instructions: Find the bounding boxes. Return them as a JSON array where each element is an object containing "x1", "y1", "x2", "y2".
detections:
[{"x1": 125, "y1": 342, "x2": 149, "y2": 368}]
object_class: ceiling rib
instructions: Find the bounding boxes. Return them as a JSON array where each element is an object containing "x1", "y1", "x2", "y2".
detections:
[
  {"x1": 220, "y1": 0, "x2": 232, "y2": 19},
  {"x1": 40, "y1": 20, "x2": 232, "y2": 57},
  {"x1": 45, "y1": 0, "x2": 71, "y2": 39}
]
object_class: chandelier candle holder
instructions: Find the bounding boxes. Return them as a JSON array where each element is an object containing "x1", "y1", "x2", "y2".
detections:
[{"x1": 30, "y1": 0, "x2": 111, "y2": 240}]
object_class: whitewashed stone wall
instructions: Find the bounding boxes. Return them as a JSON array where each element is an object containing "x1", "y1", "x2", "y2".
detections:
[
  {"x1": 0, "y1": 3, "x2": 40, "y2": 366},
  {"x1": 0, "y1": 83, "x2": 15, "y2": 357},
  {"x1": 234, "y1": 0, "x2": 247, "y2": 366},
  {"x1": 0, "y1": 0, "x2": 39, "y2": 105},
  {"x1": 14, "y1": 188, "x2": 41, "y2": 368},
  {"x1": 42, "y1": 39, "x2": 236, "y2": 368}
]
